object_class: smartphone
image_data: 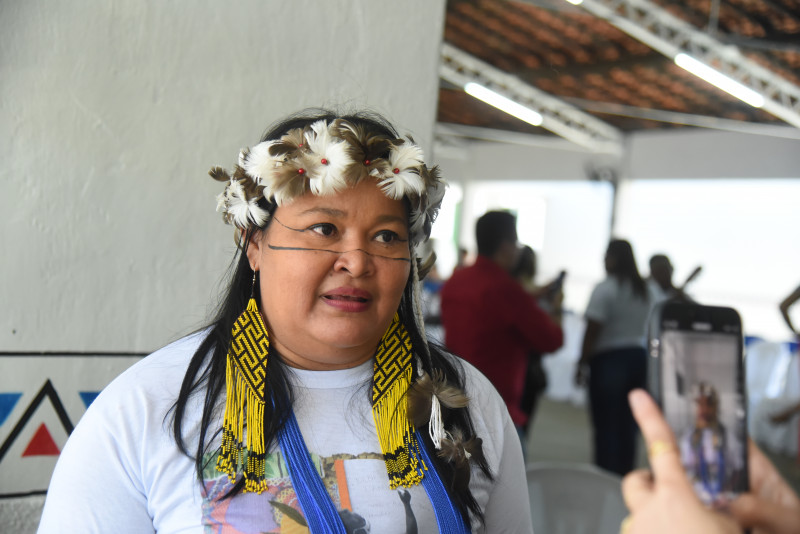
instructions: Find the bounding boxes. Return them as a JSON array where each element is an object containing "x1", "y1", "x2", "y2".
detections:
[{"x1": 647, "y1": 301, "x2": 748, "y2": 509}]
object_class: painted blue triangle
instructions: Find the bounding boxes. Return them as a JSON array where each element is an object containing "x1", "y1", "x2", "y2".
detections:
[
  {"x1": 0, "y1": 393, "x2": 23, "y2": 426},
  {"x1": 78, "y1": 392, "x2": 101, "y2": 409}
]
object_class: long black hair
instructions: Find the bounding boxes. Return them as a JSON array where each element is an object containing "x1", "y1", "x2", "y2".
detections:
[
  {"x1": 606, "y1": 238, "x2": 648, "y2": 300},
  {"x1": 170, "y1": 109, "x2": 492, "y2": 525}
]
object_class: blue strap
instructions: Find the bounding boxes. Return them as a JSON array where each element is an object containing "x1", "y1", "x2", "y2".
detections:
[
  {"x1": 416, "y1": 431, "x2": 471, "y2": 534},
  {"x1": 278, "y1": 411, "x2": 469, "y2": 534},
  {"x1": 278, "y1": 411, "x2": 347, "y2": 534}
]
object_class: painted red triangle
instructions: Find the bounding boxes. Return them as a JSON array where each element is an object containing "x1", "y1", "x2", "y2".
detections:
[{"x1": 22, "y1": 423, "x2": 61, "y2": 457}]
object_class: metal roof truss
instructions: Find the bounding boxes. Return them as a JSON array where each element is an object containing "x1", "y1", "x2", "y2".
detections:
[
  {"x1": 440, "y1": 42, "x2": 624, "y2": 154},
  {"x1": 573, "y1": 0, "x2": 800, "y2": 128}
]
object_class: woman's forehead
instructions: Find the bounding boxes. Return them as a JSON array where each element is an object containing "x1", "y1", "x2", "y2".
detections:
[{"x1": 276, "y1": 180, "x2": 408, "y2": 221}]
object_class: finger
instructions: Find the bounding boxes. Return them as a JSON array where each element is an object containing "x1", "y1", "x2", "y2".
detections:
[
  {"x1": 729, "y1": 494, "x2": 765, "y2": 529},
  {"x1": 730, "y1": 494, "x2": 800, "y2": 534},
  {"x1": 746, "y1": 439, "x2": 770, "y2": 492},
  {"x1": 628, "y1": 389, "x2": 687, "y2": 486},
  {"x1": 746, "y1": 439, "x2": 800, "y2": 508},
  {"x1": 619, "y1": 515, "x2": 633, "y2": 534},
  {"x1": 621, "y1": 469, "x2": 654, "y2": 512}
]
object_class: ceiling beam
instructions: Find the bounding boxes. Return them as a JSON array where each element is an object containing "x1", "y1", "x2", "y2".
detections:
[
  {"x1": 564, "y1": 0, "x2": 800, "y2": 128},
  {"x1": 563, "y1": 97, "x2": 800, "y2": 139},
  {"x1": 439, "y1": 42, "x2": 624, "y2": 155},
  {"x1": 435, "y1": 122, "x2": 596, "y2": 151}
]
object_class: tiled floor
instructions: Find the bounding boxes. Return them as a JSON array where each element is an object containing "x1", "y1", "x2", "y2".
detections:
[{"x1": 525, "y1": 397, "x2": 800, "y2": 497}]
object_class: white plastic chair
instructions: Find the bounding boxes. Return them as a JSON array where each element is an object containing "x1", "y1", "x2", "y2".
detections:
[
  {"x1": 747, "y1": 340, "x2": 800, "y2": 457},
  {"x1": 527, "y1": 462, "x2": 628, "y2": 534}
]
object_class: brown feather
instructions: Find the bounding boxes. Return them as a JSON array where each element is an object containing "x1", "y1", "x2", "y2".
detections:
[
  {"x1": 270, "y1": 152, "x2": 322, "y2": 204},
  {"x1": 407, "y1": 369, "x2": 470, "y2": 428},
  {"x1": 209, "y1": 166, "x2": 231, "y2": 182},
  {"x1": 417, "y1": 252, "x2": 437, "y2": 281},
  {"x1": 418, "y1": 164, "x2": 442, "y2": 191},
  {"x1": 464, "y1": 436, "x2": 486, "y2": 468},
  {"x1": 437, "y1": 429, "x2": 482, "y2": 492},
  {"x1": 232, "y1": 165, "x2": 249, "y2": 182},
  {"x1": 407, "y1": 371, "x2": 435, "y2": 427},
  {"x1": 268, "y1": 128, "x2": 308, "y2": 159},
  {"x1": 437, "y1": 429, "x2": 469, "y2": 466},
  {"x1": 429, "y1": 369, "x2": 470, "y2": 409},
  {"x1": 239, "y1": 175, "x2": 261, "y2": 200},
  {"x1": 364, "y1": 134, "x2": 391, "y2": 161},
  {"x1": 336, "y1": 120, "x2": 392, "y2": 185}
]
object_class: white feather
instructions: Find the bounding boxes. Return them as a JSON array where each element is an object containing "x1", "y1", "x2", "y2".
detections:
[
  {"x1": 272, "y1": 186, "x2": 294, "y2": 207},
  {"x1": 243, "y1": 141, "x2": 279, "y2": 185},
  {"x1": 307, "y1": 140, "x2": 351, "y2": 195},
  {"x1": 305, "y1": 120, "x2": 332, "y2": 154},
  {"x1": 248, "y1": 201, "x2": 269, "y2": 226},
  {"x1": 215, "y1": 190, "x2": 228, "y2": 213},
  {"x1": 225, "y1": 180, "x2": 269, "y2": 228},
  {"x1": 226, "y1": 180, "x2": 251, "y2": 228},
  {"x1": 390, "y1": 143, "x2": 425, "y2": 171},
  {"x1": 337, "y1": 120, "x2": 359, "y2": 138},
  {"x1": 429, "y1": 395, "x2": 445, "y2": 450},
  {"x1": 379, "y1": 170, "x2": 424, "y2": 199},
  {"x1": 377, "y1": 143, "x2": 426, "y2": 199}
]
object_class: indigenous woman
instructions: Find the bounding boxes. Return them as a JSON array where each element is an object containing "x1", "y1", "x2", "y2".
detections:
[{"x1": 39, "y1": 111, "x2": 531, "y2": 533}]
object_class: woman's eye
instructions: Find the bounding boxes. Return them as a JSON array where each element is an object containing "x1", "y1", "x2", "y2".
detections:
[
  {"x1": 374, "y1": 230, "x2": 402, "y2": 244},
  {"x1": 308, "y1": 223, "x2": 337, "y2": 237}
]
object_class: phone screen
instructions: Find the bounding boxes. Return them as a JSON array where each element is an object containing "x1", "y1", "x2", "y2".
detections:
[{"x1": 659, "y1": 328, "x2": 748, "y2": 508}]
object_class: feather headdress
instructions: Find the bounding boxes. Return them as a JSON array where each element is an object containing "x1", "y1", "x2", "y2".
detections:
[{"x1": 210, "y1": 118, "x2": 446, "y2": 249}]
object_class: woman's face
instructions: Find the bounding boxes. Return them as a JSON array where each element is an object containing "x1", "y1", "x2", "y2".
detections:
[{"x1": 246, "y1": 179, "x2": 411, "y2": 370}]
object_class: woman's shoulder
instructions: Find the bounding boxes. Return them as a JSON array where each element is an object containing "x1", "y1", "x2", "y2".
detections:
[
  {"x1": 454, "y1": 356, "x2": 512, "y2": 427},
  {"x1": 587, "y1": 277, "x2": 618, "y2": 306},
  {"x1": 90, "y1": 329, "x2": 210, "y2": 412},
  {"x1": 595, "y1": 276, "x2": 620, "y2": 292}
]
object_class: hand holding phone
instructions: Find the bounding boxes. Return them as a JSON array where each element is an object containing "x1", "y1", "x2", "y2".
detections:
[
  {"x1": 624, "y1": 390, "x2": 800, "y2": 534},
  {"x1": 647, "y1": 302, "x2": 748, "y2": 509},
  {"x1": 622, "y1": 389, "x2": 742, "y2": 534}
]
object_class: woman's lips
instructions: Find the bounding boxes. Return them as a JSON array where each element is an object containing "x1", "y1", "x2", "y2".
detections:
[{"x1": 321, "y1": 288, "x2": 372, "y2": 312}]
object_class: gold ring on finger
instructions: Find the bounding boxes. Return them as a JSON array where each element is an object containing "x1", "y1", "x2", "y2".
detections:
[
  {"x1": 620, "y1": 515, "x2": 632, "y2": 534},
  {"x1": 648, "y1": 440, "x2": 676, "y2": 459}
]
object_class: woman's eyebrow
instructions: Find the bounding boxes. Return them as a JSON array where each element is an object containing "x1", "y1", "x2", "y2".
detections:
[
  {"x1": 374, "y1": 214, "x2": 407, "y2": 225},
  {"x1": 298, "y1": 207, "x2": 346, "y2": 218},
  {"x1": 296, "y1": 208, "x2": 406, "y2": 226}
]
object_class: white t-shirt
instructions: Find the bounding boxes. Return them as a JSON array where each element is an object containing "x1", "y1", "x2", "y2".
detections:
[
  {"x1": 585, "y1": 277, "x2": 656, "y2": 353},
  {"x1": 38, "y1": 331, "x2": 532, "y2": 534}
]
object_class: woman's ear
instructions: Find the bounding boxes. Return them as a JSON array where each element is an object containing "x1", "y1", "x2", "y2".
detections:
[{"x1": 245, "y1": 230, "x2": 263, "y2": 271}]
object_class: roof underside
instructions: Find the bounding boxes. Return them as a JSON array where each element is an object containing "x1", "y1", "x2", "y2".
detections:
[{"x1": 438, "y1": 0, "x2": 800, "y2": 136}]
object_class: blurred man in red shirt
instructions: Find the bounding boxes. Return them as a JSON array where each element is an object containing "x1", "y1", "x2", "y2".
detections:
[{"x1": 440, "y1": 211, "x2": 563, "y2": 437}]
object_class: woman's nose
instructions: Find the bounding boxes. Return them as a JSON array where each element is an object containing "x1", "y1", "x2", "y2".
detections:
[{"x1": 332, "y1": 247, "x2": 375, "y2": 277}]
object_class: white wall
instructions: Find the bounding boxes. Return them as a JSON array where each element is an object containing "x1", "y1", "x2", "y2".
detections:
[
  {"x1": 1, "y1": 0, "x2": 446, "y2": 352},
  {"x1": 626, "y1": 129, "x2": 800, "y2": 179}
]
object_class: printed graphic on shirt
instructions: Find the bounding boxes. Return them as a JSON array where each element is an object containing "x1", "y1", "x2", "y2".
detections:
[{"x1": 201, "y1": 449, "x2": 426, "y2": 534}]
